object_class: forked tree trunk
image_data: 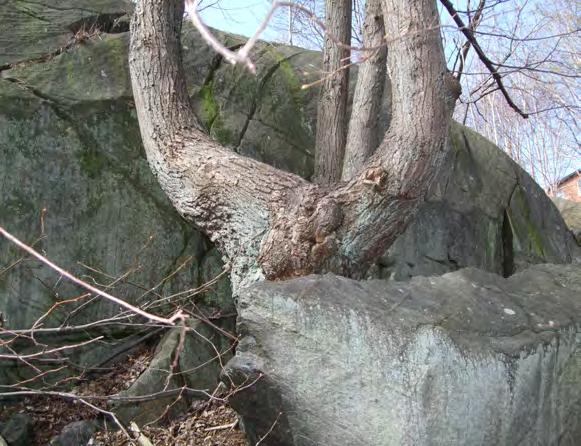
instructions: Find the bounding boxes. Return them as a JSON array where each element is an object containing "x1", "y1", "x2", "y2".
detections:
[
  {"x1": 342, "y1": 0, "x2": 387, "y2": 181},
  {"x1": 313, "y1": 0, "x2": 352, "y2": 185},
  {"x1": 129, "y1": 0, "x2": 459, "y2": 290}
]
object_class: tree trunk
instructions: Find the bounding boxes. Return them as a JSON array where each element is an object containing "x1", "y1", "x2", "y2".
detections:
[
  {"x1": 313, "y1": 0, "x2": 352, "y2": 185},
  {"x1": 129, "y1": 0, "x2": 306, "y2": 290},
  {"x1": 129, "y1": 0, "x2": 460, "y2": 287},
  {"x1": 342, "y1": 0, "x2": 387, "y2": 181}
]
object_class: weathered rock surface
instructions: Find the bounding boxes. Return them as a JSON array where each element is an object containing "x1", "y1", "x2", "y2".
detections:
[
  {"x1": 0, "y1": 0, "x2": 235, "y2": 384},
  {"x1": 553, "y1": 198, "x2": 581, "y2": 246},
  {"x1": 225, "y1": 264, "x2": 581, "y2": 446},
  {"x1": 0, "y1": 413, "x2": 33, "y2": 446},
  {"x1": 381, "y1": 127, "x2": 579, "y2": 280},
  {"x1": 49, "y1": 420, "x2": 99, "y2": 446},
  {"x1": 115, "y1": 318, "x2": 235, "y2": 425}
]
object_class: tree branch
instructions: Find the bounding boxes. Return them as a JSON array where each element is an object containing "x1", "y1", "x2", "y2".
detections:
[
  {"x1": 342, "y1": 0, "x2": 387, "y2": 181},
  {"x1": 440, "y1": 0, "x2": 529, "y2": 118},
  {"x1": 130, "y1": 0, "x2": 460, "y2": 281},
  {"x1": 454, "y1": 0, "x2": 486, "y2": 82},
  {"x1": 0, "y1": 226, "x2": 184, "y2": 326}
]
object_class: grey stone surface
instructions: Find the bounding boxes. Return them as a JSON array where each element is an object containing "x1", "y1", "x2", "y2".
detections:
[
  {"x1": 225, "y1": 264, "x2": 581, "y2": 446},
  {"x1": 115, "y1": 317, "x2": 235, "y2": 425},
  {"x1": 49, "y1": 420, "x2": 99, "y2": 446},
  {"x1": 553, "y1": 198, "x2": 581, "y2": 247},
  {"x1": 0, "y1": 0, "x2": 134, "y2": 67},
  {"x1": 0, "y1": 3, "x2": 312, "y2": 338},
  {"x1": 381, "y1": 125, "x2": 579, "y2": 280},
  {"x1": 0, "y1": 414, "x2": 33, "y2": 446},
  {"x1": 178, "y1": 318, "x2": 236, "y2": 393},
  {"x1": 0, "y1": 1, "x2": 234, "y2": 385},
  {"x1": 115, "y1": 328, "x2": 190, "y2": 425}
]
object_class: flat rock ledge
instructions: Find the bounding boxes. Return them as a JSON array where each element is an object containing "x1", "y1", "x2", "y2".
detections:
[{"x1": 224, "y1": 264, "x2": 581, "y2": 446}]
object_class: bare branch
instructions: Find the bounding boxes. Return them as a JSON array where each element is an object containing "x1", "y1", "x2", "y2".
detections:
[
  {"x1": 440, "y1": 0, "x2": 529, "y2": 117},
  {"x1": 0, "y1": 226, "x2": 184, "y2": 326}
]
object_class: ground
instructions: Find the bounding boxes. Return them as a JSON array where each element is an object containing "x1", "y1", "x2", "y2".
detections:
[{"x1": 0, "y1": 346, "x2": 247, "y2": 446}]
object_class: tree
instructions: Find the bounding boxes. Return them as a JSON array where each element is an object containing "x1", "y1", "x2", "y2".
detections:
[
  {"x1": 441, "y1": 0, "x2": 580, "y2": 191},
  {"x1": 269, "y1": 0, "x2": 580, "y2": 192},
  {"x1": 314, "y1": 0, "x2": 352, "y2": 185},
  {"x1": 129, "y1": 0, "x2": 460, "y2": 292}
]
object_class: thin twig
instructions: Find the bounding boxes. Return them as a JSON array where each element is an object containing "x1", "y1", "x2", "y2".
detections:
[
  {"x1": 440, "y1": 0, "x2": 529, "y2": 118},
  {"x1": 0, "y1": 226, "x2": 184, "y2": 326}
]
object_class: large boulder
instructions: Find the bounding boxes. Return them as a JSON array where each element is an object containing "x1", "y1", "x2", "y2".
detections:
[
  {"x1": 0, "y1": 1, "x2": 315, "y2": 337},
  {"x1": 225, "y1": 264, "x2": 581, "y2": 446},
  {"x1": 115, "y1": 317, "x2": 236, "y2": 425},
  {"x1": 380, "y1": 126, "x2": 579, "y2": 279}
]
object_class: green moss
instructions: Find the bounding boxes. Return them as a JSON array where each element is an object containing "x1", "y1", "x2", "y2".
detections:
[
  {"x1": 508, "y1": 186, "x2": 547, "y2": 258},
  {"x1": 278, "y1": 57, "x2": 301, "y2": 92},
  {"x1": 450, "y1": 125, "x2": 465, "y2": 154},
  {"x1": 1, "y1": 193, "x2": 36, "y2": 218},
  {"x1": 76, "y1": 147, "x2": 107, "y2": 178},
  {"x1": 484, "y1": 219, "x2": 499, "y2": 267},
  {"x1": 197, "y1": 84, "x2": 219, "y2": 130},
  {"x1": 211, "y1": 118, "x2": 234, "y2": 146}
]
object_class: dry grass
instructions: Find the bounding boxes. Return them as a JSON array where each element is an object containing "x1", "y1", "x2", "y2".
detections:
[{"x1": 95, "y1": 402, "x2": 247, "y2": 446}]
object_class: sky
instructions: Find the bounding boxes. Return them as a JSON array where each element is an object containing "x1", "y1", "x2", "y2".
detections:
[
  {"x1": 199, "y1": 0, "x2": 280, "y2": 41},
  {"x1": 196, "y1": 0, "x2": 579, "y2": 186}
]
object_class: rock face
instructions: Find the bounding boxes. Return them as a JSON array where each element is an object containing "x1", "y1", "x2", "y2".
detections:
[
  {"x1": 0, "y1": 0, "x2": 315, "y2": 338},
  {"x1": 115, "y1": 318, "x2": 235, "y2": 425},
  {"x1": 0, "y1": 1, "x2": 239, "y2": 384},
  {"x1": 225, "y1": 264, "x2": 581, "y2": 446},
  {"x1": 49, "y1": 420, "x2": 99, "y2": 446},
  {"x1": 1, "y1": 1, "x2": 580, "y2": 443},
  {"x1": 0, "y1": 414, "x2": 33, "y2": 446},
  {"x1": 381, "y1": 126, "x2": 578, "y2": 280},
  {"x1": 553, "y1": 198, "x2": 581, "y2": 246}
]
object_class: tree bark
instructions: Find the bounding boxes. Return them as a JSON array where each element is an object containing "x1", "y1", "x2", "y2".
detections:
[
  {"x1": 129, "y1": 0, "x2": 306, "y2": 290},
  {"x1": 129, "y1": 0, "x2": 460, "y2": 287},
  {"x1": 313, "y1": 0, "x2": 352, "y2": 185},
  {"x1": 342, "y1": 0, "x2": 387, "y2": 181}
]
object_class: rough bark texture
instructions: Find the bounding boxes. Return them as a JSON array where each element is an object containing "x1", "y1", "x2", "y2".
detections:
[
  {"x1": 342, "y1": 0, "x2": 387, "y2": 181},
  {"x1": 129, "y1": 0, "x2": 460, "y2": 286},
  {"x1": 129, "y1": 0, "x2": 309, "y2": 290},
  {"x1": 313, "y1": 0, "x2": 352, "y2": 185}
]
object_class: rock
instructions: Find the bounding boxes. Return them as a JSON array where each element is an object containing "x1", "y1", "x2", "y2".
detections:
[
  {"x1": 115, "y1": 328, "x2": 190, "y2": 425},
  {"x1": 0, "y1": 3, "x2": 234, "y2": 387},
  {"x1": 0, "y1": 4, "x2": 214, "y2": 392},
  {"x1": 0, "y1": 5, "x2": 311, "y2": 388},
  {"x1": 115, "y1": 317, "x2": 235, "y2": 425},
  {"x1": 225, "y1": 264, "x2": 581, "y2": 446},
  {"x1": 0, "y1": 0, "x2": 134, "y2": 67},
  {"x1": 177, "y1": 318, "x2": 236, "y2": 394},
  {"x1": 553, "y1": 198, "x2": 581, "y2": 246},
  {"x1": 507, "y1": 168, "x2": 577, "y2": 271},
  {"x1": 0, "y1": 435, "x2": 7, "y2": 446},
  {"x1": 381, "y1": 125, "x2": 578, "y2": 280},
  {"x1": 49, "y1": 420, "x2": 99, "y2": 446},
  {"x1": 0, "y1": 414, "x2": 33, "y2": 446}
]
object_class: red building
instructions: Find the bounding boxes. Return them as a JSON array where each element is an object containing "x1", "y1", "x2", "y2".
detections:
[{"x1": 552, "y1": 169, "x2": 581, "y2": 202}]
